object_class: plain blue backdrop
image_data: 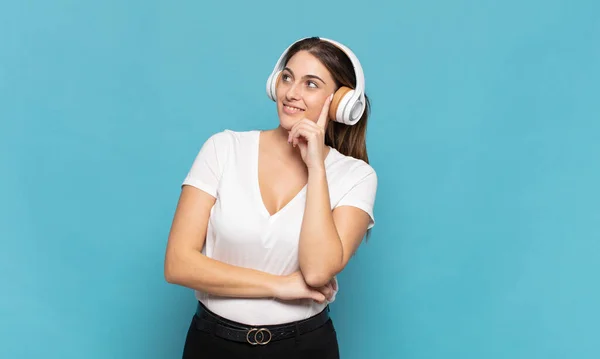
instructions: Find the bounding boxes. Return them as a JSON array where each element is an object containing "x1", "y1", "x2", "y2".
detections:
[{"x1": 1, "y1": 0, "x2": 599, "y2": 358}]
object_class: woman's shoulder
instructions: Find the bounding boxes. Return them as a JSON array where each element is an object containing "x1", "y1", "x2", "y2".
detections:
[
  {"x1": 328, "y1": 147, "x2": 377, "y2": 180},
  {"x1": 206, "y1": 128, "x2": 259, "y2": 143},
  {"x1": 189, "y1": 129, "x2": 259, "y2": 165},
  {"x1": 328, "y1": 148, "x2": 378, "y2": 212},
  {"x1": 200, "y1": 129, "x2": 259, "y2": 152}
]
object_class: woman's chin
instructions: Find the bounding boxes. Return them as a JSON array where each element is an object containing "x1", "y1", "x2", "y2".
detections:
[{"x1": 278, "y1": 113, "x2": 302, "y2": 130}]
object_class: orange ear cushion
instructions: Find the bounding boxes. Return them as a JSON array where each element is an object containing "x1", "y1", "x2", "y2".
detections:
[{"x1": 329, "y1": 86, "x2": 352, "y2": 121}]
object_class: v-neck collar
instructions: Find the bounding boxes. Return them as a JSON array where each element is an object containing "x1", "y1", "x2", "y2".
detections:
[{"x1": 253, "y1": 130, "x2": 335, "y2": 220}]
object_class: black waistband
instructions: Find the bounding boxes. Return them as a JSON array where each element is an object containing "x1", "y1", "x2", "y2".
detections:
[{"x1": 194, "y1": 301, "x2": 330, "y2": 345}]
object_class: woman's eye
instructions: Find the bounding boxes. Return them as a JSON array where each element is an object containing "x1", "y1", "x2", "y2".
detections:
[
  {"x1": 307, "y1": 81, "x2": 318, "y2": 88},
  {"x1": 282, "y1": 74, "x2": 291, "y2": 82}
]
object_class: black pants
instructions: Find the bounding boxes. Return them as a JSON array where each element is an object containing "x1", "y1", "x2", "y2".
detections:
[{"x1": 182, "y1": 310, "x2": 340, "y2": 358}]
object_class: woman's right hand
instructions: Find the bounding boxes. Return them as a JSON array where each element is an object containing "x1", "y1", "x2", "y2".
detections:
[{"x1": 274, "y1": 271, "x2": 336, "y2": 304}]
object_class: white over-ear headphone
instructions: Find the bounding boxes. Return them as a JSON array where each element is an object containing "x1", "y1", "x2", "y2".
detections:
[{"x1": 266, "y1": 37, "x2": 366, "y2": 126}]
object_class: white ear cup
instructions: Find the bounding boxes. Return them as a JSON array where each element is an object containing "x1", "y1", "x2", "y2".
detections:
[
  {"x1": 335, "y1": 89, "x2": 354, "y2": 125},
  {"x1": 333, "y1": 90, "x2": 366, "y2": 125},
  {"x1": 349, "y1": 98, "x2": 366, "y2": 123},
  {"x1": 266, "y1": 70, "x2": 280, "y2": 101},
  {"x1": 345, "y1": 94, "x2": 366, "y2": 125}
]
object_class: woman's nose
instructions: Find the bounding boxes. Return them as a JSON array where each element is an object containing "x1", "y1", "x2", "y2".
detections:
[{"x1": 285, "y1": 82, "x2": 301, "y2": 100}]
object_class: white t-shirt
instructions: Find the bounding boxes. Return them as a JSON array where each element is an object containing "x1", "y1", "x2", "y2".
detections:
[{"x1": 182, "y1": 129, "x2": 377, "y2": 325}]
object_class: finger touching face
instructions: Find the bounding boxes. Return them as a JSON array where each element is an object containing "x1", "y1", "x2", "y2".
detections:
[{"x1": 276, "y1": 50, "x2": 337, "y2": 129}]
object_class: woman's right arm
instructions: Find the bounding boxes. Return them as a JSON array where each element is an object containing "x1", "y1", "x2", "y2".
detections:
[
  {"x1": 164, "y1": 185, "x2": 281, "y2": 298},
  {"x1": 164, "y1": 185, "x2": 330, "y2": 302}
]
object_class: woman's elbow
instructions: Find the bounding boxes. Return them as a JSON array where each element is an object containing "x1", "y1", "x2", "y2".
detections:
[
  {"x1": 302, "y1": 255, "x2": 344, "y2": 287},
  {"x1": 164, "y1": 250, "x2": 187, "y2": 284},
  {"x1": 303, "y1": 268, "x2": 337, "y2": 288},
  {"x1": 164, "y1": 260, "x2": 180, "y2": 284}
]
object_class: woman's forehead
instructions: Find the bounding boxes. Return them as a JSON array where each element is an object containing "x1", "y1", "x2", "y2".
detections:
[{"x1": 287, "y1": 51, "x2": 328, "y2": 74}]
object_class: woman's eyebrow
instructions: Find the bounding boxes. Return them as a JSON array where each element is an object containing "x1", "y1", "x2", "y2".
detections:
[{"x1": 284, "y1": 67, "x2": 326, "y2": 84}]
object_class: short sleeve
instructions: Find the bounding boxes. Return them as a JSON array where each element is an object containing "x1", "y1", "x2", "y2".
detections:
[
  {"x1": 182, "y1": 131, "x2": 231, "y2": 198},
  {"x1": 335, "y1": 167, "x2": 378, "y2": 229}
]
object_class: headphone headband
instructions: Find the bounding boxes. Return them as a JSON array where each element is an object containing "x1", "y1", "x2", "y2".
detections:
[
  {"x1": 319, "y1": 38, "x2": 365, "y2": 96},
  {"x1": 266, "y1": 37, "x2": 366, "y2": 125}
]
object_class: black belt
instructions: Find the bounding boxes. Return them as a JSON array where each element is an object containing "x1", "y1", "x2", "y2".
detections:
[{"x1": 194, "y1": 301, "x2": 330, "y2": 345}]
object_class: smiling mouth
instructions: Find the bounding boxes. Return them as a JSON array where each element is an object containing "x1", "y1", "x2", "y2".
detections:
[{"x1": 283, "y1": 104, "x2": 305, "y2": 113}]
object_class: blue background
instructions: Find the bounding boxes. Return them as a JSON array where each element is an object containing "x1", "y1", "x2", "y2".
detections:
[{"x1": 1, "y1": 0, "x2": 599, "y2": 358}]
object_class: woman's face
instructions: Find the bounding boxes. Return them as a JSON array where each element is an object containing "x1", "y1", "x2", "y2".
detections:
[{"x1": 275, "y1": 50, "x2": 337, "y2": 130}]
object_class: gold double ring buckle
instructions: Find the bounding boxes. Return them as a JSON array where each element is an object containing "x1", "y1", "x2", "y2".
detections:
[{"x1": 246, "y1": 328, "x2": 272, "y2": 345}]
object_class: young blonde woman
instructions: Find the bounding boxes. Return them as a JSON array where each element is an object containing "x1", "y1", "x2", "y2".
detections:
[{"x1": 165, "y1": 36, "x2": 378, "y2": 359}]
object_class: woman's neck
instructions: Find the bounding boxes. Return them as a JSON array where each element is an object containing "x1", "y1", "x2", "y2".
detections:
[{"x1": 267, "y1": 125, "x2": 330, "y2": 162}]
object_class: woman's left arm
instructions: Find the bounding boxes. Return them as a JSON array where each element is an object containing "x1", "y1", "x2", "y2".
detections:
[
  {"x1": 288, "y1": 94, "x2": 374, "y2": 288},
  {"x1": 298, "y1": 166, "x2": 372, "y2": 287}
]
